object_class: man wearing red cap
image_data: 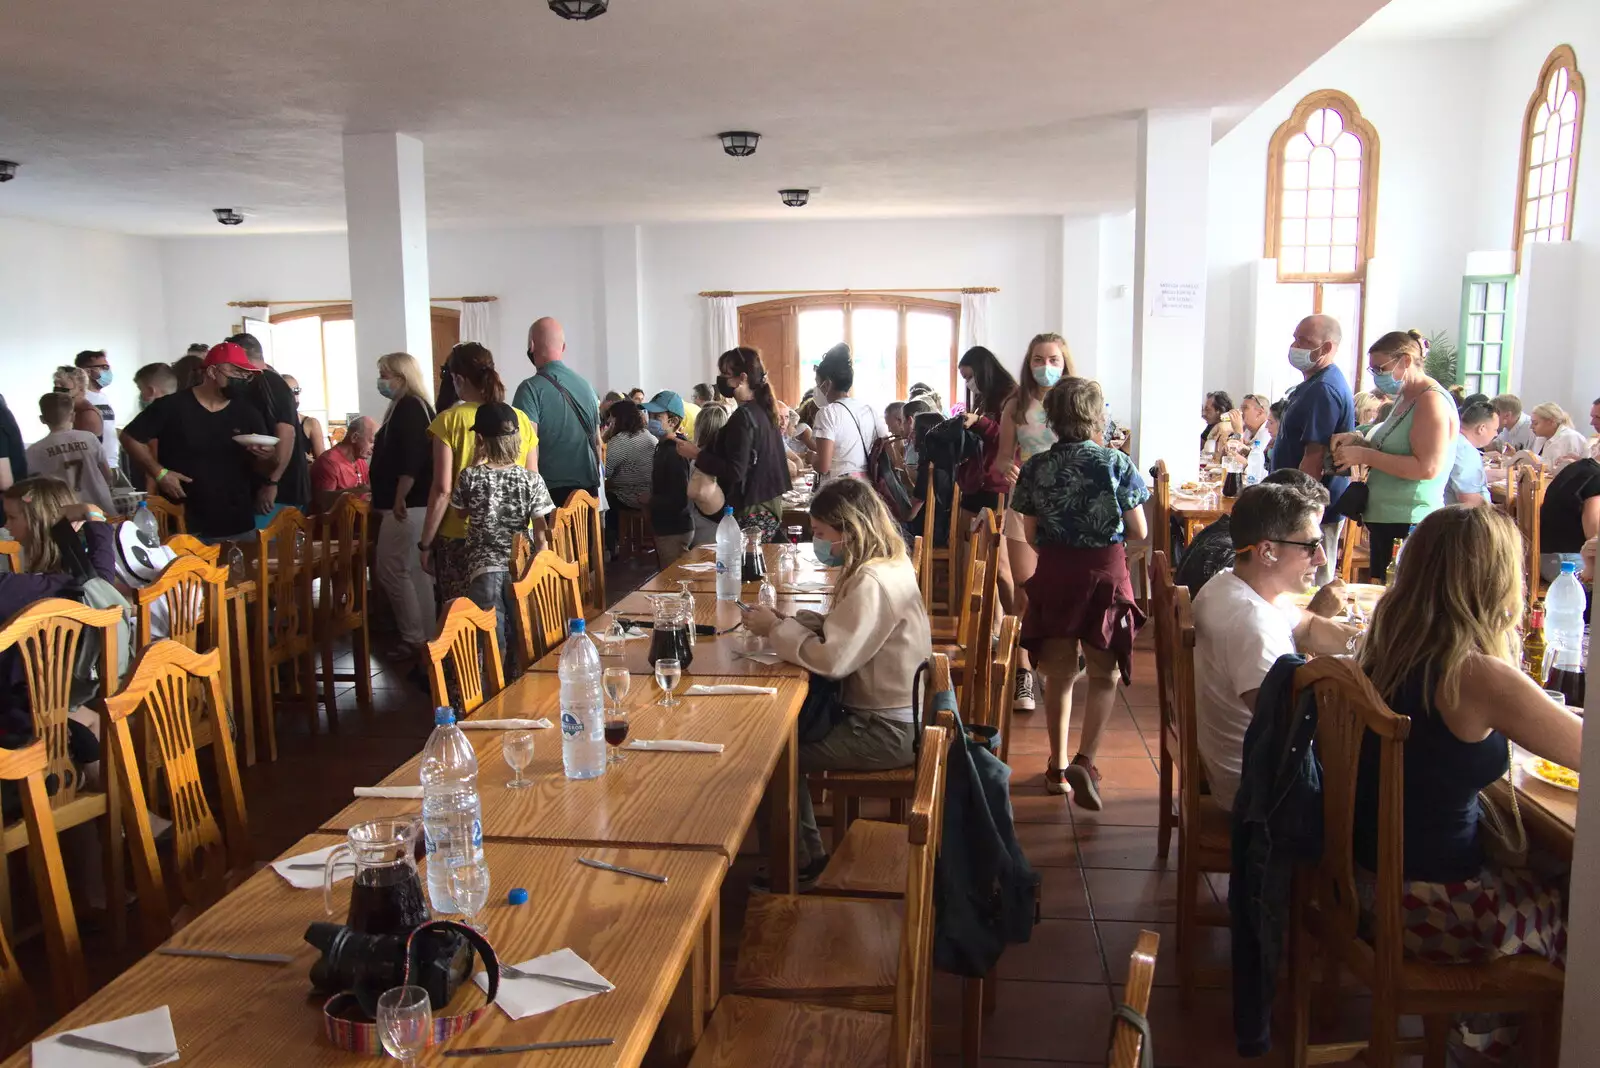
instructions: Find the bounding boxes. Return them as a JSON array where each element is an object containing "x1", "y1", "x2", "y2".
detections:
[{"x1": 120, "y1": 342, "x2": 278, "y2": 541}]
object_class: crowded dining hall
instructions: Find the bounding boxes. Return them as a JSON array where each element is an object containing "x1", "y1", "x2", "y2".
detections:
[{"x1": 1, "y1": 1, "x2": 1596, "y2": 1066}]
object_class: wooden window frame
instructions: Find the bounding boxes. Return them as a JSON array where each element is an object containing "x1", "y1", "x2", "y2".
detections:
[
  {"x1": 1264, "y1": 89, "x2": 1381, "y2": 284},
  {"x1": 1457, "y1": 275, "x2": 1516, "y2": 396},
  {"x1": 1513, "y1": 44, "x2": 1585, "y2": 272}
]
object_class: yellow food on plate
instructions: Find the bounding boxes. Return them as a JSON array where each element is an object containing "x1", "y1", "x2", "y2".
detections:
[{"x1": 1531, "y1": 758, "x2": 1579, "y2": 790}]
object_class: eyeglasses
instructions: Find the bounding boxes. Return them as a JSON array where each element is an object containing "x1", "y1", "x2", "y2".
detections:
[
  {"x1": 1273, "y1": 537, "x2": 1325, "y2": 554},
  {"x1": 290, "y1": 388, "x2": 302, "y2": 397}
]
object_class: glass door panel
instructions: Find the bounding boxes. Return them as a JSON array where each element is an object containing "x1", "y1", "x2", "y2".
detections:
[
  {"x1": 848, "y1": 306, "x2": 899, "y2": 405},
  {"x1": 906, "y1": 311, "x2": 955, "y2": 404},
  {"x1": 797, "y1": 308, "x2": 845, "y2": 391}
]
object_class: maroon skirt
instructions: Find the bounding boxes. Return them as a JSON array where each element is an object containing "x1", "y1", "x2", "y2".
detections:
[{"x1": 1022, "y1": 542, "x2": 1145, "y2": 684}]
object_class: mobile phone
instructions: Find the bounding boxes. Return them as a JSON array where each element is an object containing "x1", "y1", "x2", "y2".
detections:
[{"x1": 735, "y1": 600, "x2": 754, "y2": 612}]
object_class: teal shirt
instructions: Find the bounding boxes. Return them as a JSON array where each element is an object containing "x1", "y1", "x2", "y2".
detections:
[
  {"x1": 511, "y1": 361, "x2": 600, "y2": 491},
  {"x1": 1364, "y1": 384, "x2": 1452, "y2": 525}
]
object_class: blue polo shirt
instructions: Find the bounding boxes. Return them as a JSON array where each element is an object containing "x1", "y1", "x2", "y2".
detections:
[
  {"x1": 1445, "y1": 435, "x2": 1488, "y2": 504},
  {"x1": 1273, "y1": 364, "x2": 1354, "y2": 517}
]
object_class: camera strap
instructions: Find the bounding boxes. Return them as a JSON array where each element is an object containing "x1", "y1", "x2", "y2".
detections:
[{"x1": 321, "y1": 919, "x2": 501, "y2": 1053}]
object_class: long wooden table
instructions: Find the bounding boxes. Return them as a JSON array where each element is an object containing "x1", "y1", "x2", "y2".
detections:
[
  {"x1": 5, "y1": 836, "x2": 724, "y2": 1067},
  {"x1": 638, "y1": 543, "x2": 836, "y2": 593},
  {"x1": 1170, "y1": 490, "x2": 1234, "y2": 543},
  {"x1": 531, "y1": 612, "x2": 807, "y2": 679}
]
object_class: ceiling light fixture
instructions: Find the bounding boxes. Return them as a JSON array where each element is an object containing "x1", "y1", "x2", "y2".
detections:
[
  {"x1": 0, "y1": 161, "x2": 17, "y2": 183},
  {"x1": 213, "y1": 208, "x2": 245, "y2": 226},
  {"x1": 779, "y1": 189, "x2": 810, "y2": 208},
  {"x1": 548, "y1": 0, "x2": 608, "y2": 19},
  {"x1": 717, "y1": 132, "x2": 761, "y2": 157}
]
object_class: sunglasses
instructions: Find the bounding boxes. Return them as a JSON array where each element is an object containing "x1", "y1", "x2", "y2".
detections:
[{"x1": 1273, "y1": 537, "x2": 1324, "y2": 554}]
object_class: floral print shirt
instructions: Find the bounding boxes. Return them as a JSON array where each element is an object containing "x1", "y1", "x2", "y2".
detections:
[{"x1": 1012, "y1": 439, "x2": 1149, "y2": 548}]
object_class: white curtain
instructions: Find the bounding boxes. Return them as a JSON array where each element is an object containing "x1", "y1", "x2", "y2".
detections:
[
  {"x1": 705, "y1": 295, "x2": 739, "y2": 369},
  {"x1": 460, "y1": 300, "x2": 496, "y2": 346},
  {"x1": 959, "y1": 291, "x2": 991, "y2": 354}
]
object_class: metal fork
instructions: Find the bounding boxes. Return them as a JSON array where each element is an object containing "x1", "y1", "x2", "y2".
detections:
[
  {"x1": 497, "y1": 965, "x2": 611, "y2": 993},
  {"x1": 55, "y1": 1033, "x2": 179, "y2": 1065}
]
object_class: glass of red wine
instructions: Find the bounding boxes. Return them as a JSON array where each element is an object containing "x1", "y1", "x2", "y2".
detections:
[{"x1": 603, "y1": 667, "x2": 631, "y2": 764}]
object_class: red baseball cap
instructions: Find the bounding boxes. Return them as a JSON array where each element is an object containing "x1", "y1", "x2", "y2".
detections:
[{"x1": 203, "y1": 342, "x2": 256, "y2": 371}]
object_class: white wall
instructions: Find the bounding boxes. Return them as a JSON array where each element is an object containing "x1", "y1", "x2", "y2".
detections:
[{"x1": 0, "y1": 217, "x2": 165, "y2": 444}]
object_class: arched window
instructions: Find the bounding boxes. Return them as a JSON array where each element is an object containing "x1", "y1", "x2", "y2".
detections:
[
  {"x1": 1514, "y1": 45, "x2": 1584, "y2": 267},
  {"x1": 1265, "y1": 90, "x2": 1381, "y2": 282}
]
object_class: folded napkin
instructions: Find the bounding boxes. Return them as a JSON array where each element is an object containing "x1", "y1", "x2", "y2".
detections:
[
  {"x1": 781, "y1": 581, "x2": 831, "y2": 593},
  {"x1": 33, "y1": 1006, "x2": 180, "y2": 1066},
  {"x1": 675, "y1": 561, "x2": 719, "y2": 572},
  {"x1": 271, "y1": 843, "x2": 355, "y2": 890},
  {"x1": 474, "y1": 947, "x2": 614, "y2": 1020},
  {"x1": 625, "y1": 739, "x2": 725, "y2": 754},
  {"x1": 734, "y1": 650, "x2": 786, "y2": 666},
  {"x1": 461, "y1": 718, "x2": 552, "y2": 730},
  {"x1": 353, "y1": 785, "x2": 423, "y2": 800},
  {"x1": 683, "y1": 684, "x2": 777, "y2": 696}
]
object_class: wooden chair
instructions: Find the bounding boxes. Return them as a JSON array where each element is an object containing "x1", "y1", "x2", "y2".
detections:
[
  {"x1": 909, "y1": 535, "x2": 924, "y2": 587},
  {"x1": 1336, "y1": 517, "x2": 1365, "y2": 583},
  {"x1": 510, "y1": 550, "x2": 585, "y2": 669},
  {"x1": 0, "y1": 540, "x2": 21, "y2": 574},
  {"x1": 424, "y1": 598, "x2": 506, "y2": 715},
  {"x1": 1287, "y1": 657, "x2": 1565, "y2": 1068},
  {"x1": 550, "y1": 490, "x2": 605, "y2": 615},
  {"x1": 982, "y1": 615, "x2": 1022, "y2": 765},
  {"x1": 145, "y1": 495, "x2": 187, "y2": 538},
  {"x1": 250, "y1": 507, "x2": 317, "y2": 761},
  {"x1": 0, "y1": 599, "x2": 124, "y2": 946},
  {"x1": 164, "y1": 534, "x2": 220, "y2": 565},
  {"x1": 1148, "y1": 460, "x2": 1172, "y2": 562},
  {"x1": 615, "y1": 507, "x2": 655, "y2": 564},
  {"x1": 1109, "y1": 930, "x2": 1161, "y2": 1068},
  {"x1": 918, "y1": 462, "x2": 962, "y2": 615},
  {"x1": 1502, "y1": 462, "x2": 1524, "y2": 520},
  {"x1": 103, "y1": 641, "x2": 251, "y2": 921},
  {"x1": 1516, "y1": 469, "x2": 1549, "y2": 601},
  {"x1": 0, "y1": 741, "x2": 87, "y2": 1056},
  {"x1": 1150, "y1": 552, "x2": 1229, "y2": 994},
  {"x1": 314, "y1": 496, "x2": 373, "y2": 715}
]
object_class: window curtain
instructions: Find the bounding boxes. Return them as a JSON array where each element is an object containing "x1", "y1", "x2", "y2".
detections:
[
  {"x1": 460, "y1": 299, "x2": 496, "y2": 346},
  {"x1": 704, "y1": 295, "x2": 739, "y2": 370},
  {"x1": 959, "y1": 291, "x2": 990, "y2": 354}
]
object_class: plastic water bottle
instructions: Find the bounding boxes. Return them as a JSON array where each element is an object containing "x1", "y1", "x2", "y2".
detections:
[
  {"x1": 1244, "y1": 437, "x2": 1268, "y2": 486},
  {"x1": 131, "y1": 501, "x2": 158, "y2": 539},
  {"x1": 559, "y1": 619, "x2": 606, "y2": 780},
  {"x1": 420, "y1": 707, "x2": 483, "y2": 913},
  {"x1": 715, "y1": 506, "x2": 742, "y2": 602},
  {"x1": 1544, "y1": 562, "x2": 1587, "y2": 706}
]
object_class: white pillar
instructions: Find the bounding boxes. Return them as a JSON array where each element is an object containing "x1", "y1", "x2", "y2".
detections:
[
  {"x1": 1060, "y1": 215, "x2": 1102, "y2": 382},
  {"x1": 601, "y1": 224, "x2": 645, "y2": 393},
  {"x1": 1130, "y1": 110, "x2": 1211, "y2": 483},
  {"x1": 343, "y1": 132, "x2": 432, "y2": 419}
]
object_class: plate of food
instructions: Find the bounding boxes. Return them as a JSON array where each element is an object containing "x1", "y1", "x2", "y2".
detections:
[
  {"x1": 1522, "y1": 754, "x2": 1579, "y2": 792},
  {"x1": 233, "y1": 433, "x2": 279, "y2": 448}
]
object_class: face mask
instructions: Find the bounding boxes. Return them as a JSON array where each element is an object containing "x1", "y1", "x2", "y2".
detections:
[
  {"x1": 1032, "y1": 364, "x2": 1062, "y2": 388},
  {"x1": 1288, "y1": 346, "x2": 1318, "y2": 372},
  {"x1": 716, "y1": 378, "x2": 738, "y2": 399},
  {"x1": 647, "y1": 419, "x2": 667, "y2": 439},
  {"x1": 52, "y1": 386, "x2": 69, "y2": 394},
  {"x1": 223, "y1": 375, "x2": 253, "y2": 400},
  {"x1": 1372, "y1": 370, "x2": 1403, "y2": 396},
  {"x1": 812, "y1": 536, "x2": 842, "y2": 568},
  {"x1": 376, "y1": 379, "x2": 395, "y2": 399},
  {"x1": 92, "y1": 369, "x2": 113, "y2": 388}
]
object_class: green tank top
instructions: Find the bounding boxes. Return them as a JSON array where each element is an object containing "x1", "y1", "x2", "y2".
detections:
[{"x1": 1364, "y1": 383, "x2": 1452, "y2": 524}]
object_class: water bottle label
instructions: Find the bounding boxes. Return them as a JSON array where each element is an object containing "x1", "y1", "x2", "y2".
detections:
[
  {"x1": 715, "y1": 560, "x2": 728, "y2": 574},
  {"x1": 561, "y1": 710, "x2": 583, "y2": 737}
]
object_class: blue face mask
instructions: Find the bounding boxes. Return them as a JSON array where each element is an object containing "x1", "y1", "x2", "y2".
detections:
[
  {"x1": 1372, "y1": 370, "x2": 1403, "y2": 396},
  {"x1": 376, "y1": 379, "x2": 395, "y2": 399},
  {"x1": 1032, "y1": 364, "x2": 1062, "y2": 388},
  {"x1": 647, "y1": 418, "x2": 668, "y2": 439},
  {"x1": 1287, "y1": 346, "x2": 1317, "y2": 372},
  {"x1": 92, "y1": 368, "x2": 113, "y2": 388},
  {"x1": 812, "y1": 536, "x2": 842, "y2": 567}
]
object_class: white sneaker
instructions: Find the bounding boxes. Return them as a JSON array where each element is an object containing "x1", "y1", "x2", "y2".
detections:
[
  {"x1": 1012, "y1": 668, "x2": 1036, "y2": 712},
  {"x1": 1044, "y1": 761, "x2": 1072, "y2": 797}
]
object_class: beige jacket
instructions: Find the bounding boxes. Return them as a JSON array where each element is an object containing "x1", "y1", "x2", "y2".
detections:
[{"x1": 769, "y1": 556, "x2": 933, "y2": 715}]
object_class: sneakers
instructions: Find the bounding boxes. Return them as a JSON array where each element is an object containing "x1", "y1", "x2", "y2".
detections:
[
  {"x1": 1044, "y1": 760, "x2": 1073, "y2": 797},
  {"x1": 750, "y1": 853, "x2": 830, "y2": 894},
  {"x1": 1012, "y1": 668, "x2": 1036, "y2": 712},
  {"x1": 1063, "y1": 756, "x2": 1103, "y2": 811}
]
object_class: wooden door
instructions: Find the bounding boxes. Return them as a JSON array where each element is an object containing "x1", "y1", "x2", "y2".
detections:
[
  {"x1": 738, "y1": 304, "x2": 799, "y2": 406},
  {"x1": 431, "y1": 309, "x2": 461, "y2": 388}
]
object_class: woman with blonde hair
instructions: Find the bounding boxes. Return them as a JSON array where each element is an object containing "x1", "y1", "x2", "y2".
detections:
[
  {"x1": 369, "y1": 352, "x2": 438, "y2": 659},
  {"x1": 742, "y1": 477, "x2": 932, "y2": 889},
  {"x1": 53, "y1": 366, "x2": 103, "y2": 440},
  {"x1": 1356, "y1": 505, "x2": 1580, "y2": 1060},
  {"x1": 1527, "y1": 401, "x2": 1588, "y2": 471}
]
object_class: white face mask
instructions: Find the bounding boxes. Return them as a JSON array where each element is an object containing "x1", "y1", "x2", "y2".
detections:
[{"x1": 1288, "y1": 346, "x2": 1318, "y2": 372}]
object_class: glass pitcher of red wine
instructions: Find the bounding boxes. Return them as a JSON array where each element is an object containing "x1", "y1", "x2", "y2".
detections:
[
  {"x1": 324, "y1": 817, "x2": 430, "y2": 936},
  {"x1": 646, "y1": 593, "x2": 695, "y2": 671},
  {"x1": 741, "y1": 526, "x2": 767, "y2": 583}
]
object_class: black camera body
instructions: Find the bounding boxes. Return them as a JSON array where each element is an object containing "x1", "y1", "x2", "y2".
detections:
[{"x1": 305, "y1": 921, "x2": 475, "y2": 1021}]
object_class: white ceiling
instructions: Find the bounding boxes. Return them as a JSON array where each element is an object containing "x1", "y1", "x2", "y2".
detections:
[
  {"x1": 0, "y1": 0, "x2": 1392, "y2": 236},
  {"x1": 1350, "y1": 0, "x2": 1538, "y2": 40}
]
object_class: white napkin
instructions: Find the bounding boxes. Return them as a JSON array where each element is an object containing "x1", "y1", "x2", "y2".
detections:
[
  {"x1": 734, "y1": 649, "x2": 786, "y2": 666},
  {"x1": 675, "y1": 561, "x2": 719, "y2": 572},
  {"x1": 353, "y1": 785, "x2": 423, "y2": 800},
  {"x1": 270, "y1": 844, "x2": 355, "y2": 890},
  {"x1": 683, "y1": 684, "x2": 777, "y2": 696},
  {"x1": 781, "y1": 581, "x2": 831, "y2": 593},
  {"x1": 33, "y1": 1006, "x2": 180, "y2": 1066},
  {"x1": 474, "y1": 947, "x2": 614, "y2": 1020},
  {"x1": 625, "y1": 739, "x2": 725, "y2": 753},
  {"x1": 461, "y1": 718, "x2": 552, "y2": 730}
]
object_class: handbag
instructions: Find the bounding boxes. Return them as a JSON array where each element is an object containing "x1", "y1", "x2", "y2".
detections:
[
  {"x1": 1477, "y1": 765, "x2": 1528, "y2": 868},
  {"x1": 1334, "y1": 480, "x2": 1369, "y2": 520}
]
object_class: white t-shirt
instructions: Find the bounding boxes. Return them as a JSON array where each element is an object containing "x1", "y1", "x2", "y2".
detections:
[
  {"x1": 84, "y1": 388, "x2": 119, "y2": 469},
  {"x1": 1191, "y1": 569, "x2": 1299, "y2": 811},
  {"x1": 812, "y1": 397, "x2": 886, "y2": 482},
  {"x1": 1534, "y1": 425, "x2": 1589, "y2": 470},
  {"x1": 25, "y1": 429, "x2": 115, "y2": 513}
]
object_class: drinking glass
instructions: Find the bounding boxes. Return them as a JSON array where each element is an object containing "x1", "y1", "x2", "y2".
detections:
[
  {"x1": 786, "y1": 525, "x2": 804, "y2": 563},
  {"x1": 604, "y1": 701, "x2": 630, "y2": 765},
  {"x1": 449, "y1": 858, "x2": 490, "y2": 933},
  {"x1": 603, "y1": 667, "x2": 631, "y2": 710},
  {"x1": 502, "y1": 730, "x2": 535, "y2": 789},
  {"x1": 655, "y1": 658, "x2": 682, "y2": 708},
  {"x1": 376, "y1": 985, "x2": 431, "y2": 1064}
]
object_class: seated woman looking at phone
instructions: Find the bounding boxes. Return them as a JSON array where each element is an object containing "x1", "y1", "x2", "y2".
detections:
[{"x1": 741, "y1": 477, "x2": 933, "y2": 890}]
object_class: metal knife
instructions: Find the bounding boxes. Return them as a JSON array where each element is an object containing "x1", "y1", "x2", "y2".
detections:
[
  {"x1": 577, "y1": 856, "x2": 668, "y2": 883},
  {"x1": 158, "y1": 947, "x2": 294, "y2": 965},
  {"x1": 499, "y1": 966, "x2": 612, "y2": 993},
  {"x1": 443, "y1": 1037, "x2": 614, "y2": 1057},
  {"x1": 55, "y1": 1033, "x2": 179, "y2": 1064}
]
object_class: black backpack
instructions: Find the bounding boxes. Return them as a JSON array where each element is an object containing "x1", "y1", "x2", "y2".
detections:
[{"x1": 921, "y1": 416, "x2": 984, "y2": 475}]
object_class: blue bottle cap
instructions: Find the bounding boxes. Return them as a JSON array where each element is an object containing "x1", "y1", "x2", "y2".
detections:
[
  {"x1": 433, "y1": 706, "x2": 456, "y2": 726},
  {"x1": 1560, "y1": 561, "x2": 1578, "y2": 573},
  {"x1": 724, "y1": 506, "x2": 734, "y2": 515},
  {"x1": 570, "y1": 618, "x2": 586, "y2": 634},
  {"x1": 508, "y1": 887, "x2": 529, "y2": 905}
]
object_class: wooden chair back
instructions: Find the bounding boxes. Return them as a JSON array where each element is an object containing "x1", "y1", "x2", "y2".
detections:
[
  {"x1": 135, "y1": 555, "x2": 225, "y2": 652},
  {"x1": 1151, "y1": 555, "x2": 1204, "y2": 823},
  {"x1": 891, "y1": 721, "x2": 950, "y2": 1068},
  {"x1": 425, "y1": 598, "x2": 507, "y2": 714},
  {"x1": 1337, "y1": 517, "x2": 1361, "y2": 583},
  {"x1": 146, "y1": 495, "x2": 187, "y2": 538},
  {"x1": 550, "y1": 490, "x2": 605, "y2": 614},
  {"x1": 1108, "y1": 930, "x2": 1161, "y2": 1068},
  {"x1": 944, "y1": 480, "x2": 965, "y2": 609},
  {"x1": 910, "y1": 536, "x2": 924, "y2": 587},
  {"x1": 1516, "y1": 469, "x2": 1547, "y2": 598},
  {"x1": 1503, "y1": 462, "x2": 1524, "y2": 520},
  {"x1": 253, "y1": 506, "x2": 315, "y2": 661},
  {"x1": 1149, "y1": 460, "x2": 1172, "y2": 561},
  {"x1": 509, "y1": 531, "x2": 535, "y2": 582},
  {"x1": 981, "y1": 615, "x2": 1022, "y2": 763},
  {"x1": 510, "y1": 550, "x2": 585, "y2": 667},
  {"x1": 0, "y1": 540, "x2": 21, "y2": 574},
  {"x1": 0, "y1": 741, "x2": 86, "y2": 1051},
  {"x1": 918, "y1": 463, "x2": 938, "y2": 611},
  {"x1": 164, "y1": 534, "x2": 220, "y2": 565},
  {"x1": 104, "y1": 641, "x2": 250, "y2": 914},
  {"x1": 317, "y1": 495, "x2": 370, "y2": 626}
]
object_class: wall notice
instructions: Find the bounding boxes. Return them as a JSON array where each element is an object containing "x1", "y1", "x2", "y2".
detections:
[{"x1": 1150, "y1": 281, "x2": 1201, "y2": 318}]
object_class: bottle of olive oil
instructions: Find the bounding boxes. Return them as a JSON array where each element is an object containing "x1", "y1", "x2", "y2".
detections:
[{"x1": 1522, "y1": 605, "x2": 1547, "y2": 686}]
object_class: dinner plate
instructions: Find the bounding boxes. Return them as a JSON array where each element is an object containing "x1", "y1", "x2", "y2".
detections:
[
  {"x1": 233, "y1": 433, "x2": 279, "y2": 447},
  {"x1": 1522, "y1": 754, "x2": 1579, "y2": 792}
]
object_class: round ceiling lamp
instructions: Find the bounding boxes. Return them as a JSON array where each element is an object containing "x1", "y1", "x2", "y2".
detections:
[
  {"x1": 213, "y1": 208, "x2": 245, "y2": 226},
  {"x1": 548, "y1": 0, "x2": 608, "y2": 19},
  {"x1": 779, "y1": 189, "x2": 810, "y2": 208},
  {"x1": 0, "y1": 161, "x2": 17, "y2": 183},
  {"x1": 717, "y1": 132, "x2": 761, "y2": 158}
]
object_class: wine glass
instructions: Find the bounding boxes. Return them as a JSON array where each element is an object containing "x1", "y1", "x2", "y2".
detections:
[
  {"x1": 502, "y1": 729, "x2": 535, "y2": 789},
  {"x1": 376, "y1": 985, "x2": 431, "y2": 1065},
  {"x1": 655, "y1": 657, "x2": 682, "y2": 708},
  {"x1": 450, "y1": 858, "x2": 490, "y2": 933},
  {"x1": 604, "y1": 700, "x2": 630, "y2": 765},
  {"x1": 785, "y1": 524, "x2": 804, "y2": 564},
  {"x1": 603, "y1": 667, "x2": 631, "y2": 710}
]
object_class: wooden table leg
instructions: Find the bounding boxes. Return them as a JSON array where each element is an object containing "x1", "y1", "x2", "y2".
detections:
[
  {"x1": 650, "y1": 937, "x2": 708, "y2": 1068},
  {"x1": 768, "y1": 722, "x2": 798, "y2": 895},
  {"x1": 701, "y1": 893, "x2": 720, "y2": 1020}
]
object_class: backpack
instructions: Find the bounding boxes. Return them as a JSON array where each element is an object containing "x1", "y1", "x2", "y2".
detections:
[
  {"x1": 50, "y1": 520, "x2": 136, "y2": 707},
  {"x1": 866, "y1": 437, "x2": 916, "y2": 522},
  {"x1": 921, "y1": 416, "x2": 983, "y2": 475}
]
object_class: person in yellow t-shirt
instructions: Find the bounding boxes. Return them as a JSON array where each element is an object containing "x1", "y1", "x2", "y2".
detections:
[{"x1": 419, "y1": 343, "x2": 539, "y2": 601}]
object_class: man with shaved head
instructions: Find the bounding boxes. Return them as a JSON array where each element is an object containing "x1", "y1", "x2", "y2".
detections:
[
  {"x1": 310, "y1": 413, "x2": 375, "y2": 513},
  {"x1": 512, "y1": 317, "x2": 601, "y2": 506},
  {"x1": 1272, "y1": 314, "x2": 1354, "y2": 582}
]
